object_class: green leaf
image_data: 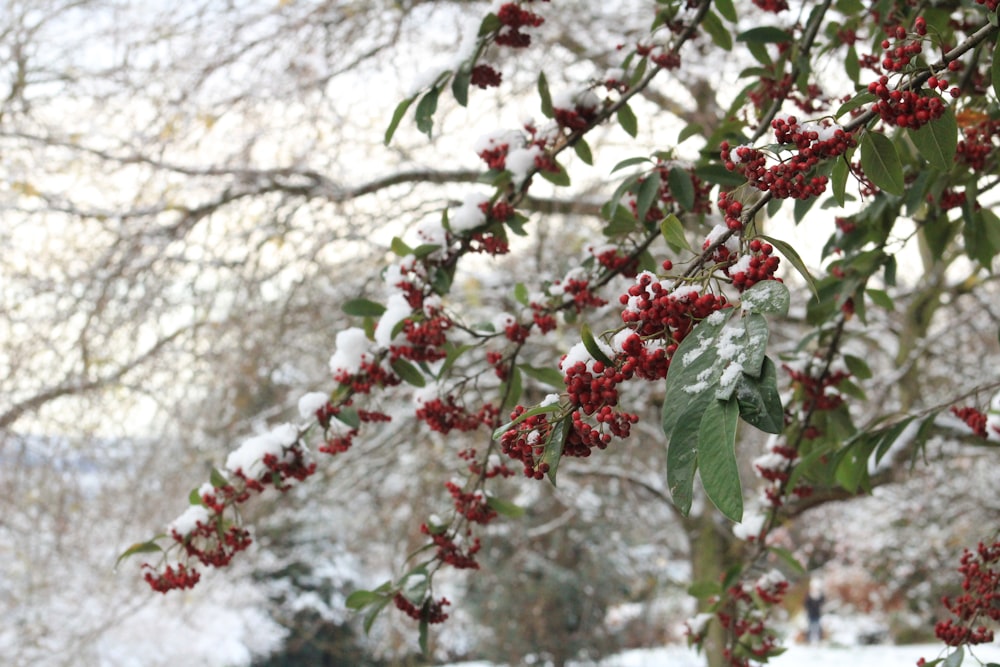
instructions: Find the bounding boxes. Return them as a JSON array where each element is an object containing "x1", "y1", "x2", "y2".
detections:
[
  {"x1": 486, "y1": 496, "x2": 526, "y2": 518},
  {"x1": 342, "y1": 298, "x2": 387, "y2": 317},
  {"x1": 678, "y1": 123, "x2": 704, "y2": 143},
  {"x1": 636, "y1": 171, "x2": 662, "y2": 222},
  {"x1": 758, "y1": 234, "x2": 819, "y2": 297},
  {"x1": 391, "y1": 358, "x2": 425, "y2": 387},
  {"x1": 478, "y1": 12, "x2": 501, "y2": 36},
  {"x1": 660, "y1": 213, "x2": 692, "y2": 253},
  {"x1": 698, "y1": 397, "x2": 742, "y2": 521},
  {"x1": 908, "y1": 106, "x2": 957, "y2": 172},
  {"x1": 835, "y1": 92, "x2": 875, "y2": 120},
  {"x1": 451, "y1": 66, "x2": 470, "y2": 107},
  {"x1": 362, "y1": 595, "x2": 392, "y2": 634},
  {"x1": 491, "y1": 402, "x2": 563, "y2": 440},
  {"x1": 115, "y1": 540, "x2": 164, "y2": 567},
  {"x1": 210, "y1": 468, "x2": 229, "y2": 488},
  {"x1": 845, "y1": 44, "x2": 860, "y2": 84},
  {"x1": 419, "y1": 617, "x2": 429, "y2": 656},
  {"x1": 188, "y1": 487, "x2": 204, "y2": 506},
  {"x1": 702, "y1": 10, "x2": 732, "y2": 50},
  {"x1": 688, "y1": 580, "x2": 723, "y2": 598},
  {"x1": 715, "y1": 0, "x2": 737, "y2": 22},
  {"x1": 734, "y1": 357, "x2": 784, "y2": 434},
  {"x1": 769, "y1": 545, "x2": 807, "y2": 575},
  {"x1": 993, "y1": 37, "x2": 1000, "y2": 100},
  {"x1": 414, "y1": 86, "x2": 440, "y2": 138},
  {"x1": 543, "y1": 415, "x2": 571, "y2": 485},
  {"x1": 666, "y1": 390, "x2": 713, "y2": 516},
  {"x1": 843, "y1": 354, "x2": 873, "y2": 380},
  {"x1": 513, "y1": 282, "x2": 529, "y2": 306},
  {"x1": 518, "y1": 364, "x2": 565, "y2": 389},
  {"x1": 390, "y1": 236, "x2": 413, "y2": 257},
  {"x1": 668, "y1": 167, "x2": 696, "y2": 211},
  {"x1": 617, "y1": 103, "x2": 639, "y2": 137},
  {"x1": 538, "y1": 71, "x2": 553, "y2": 119},
  {"x1": 581, "y1": 323, "x2": 614, "y2": 365},
  {"x1": 860, "y1": 131, "x2": 904, "y2": 196},
  {"x1": 611, "y1": 156, "x2": 650, "y2": 173},
  {"x1": 573, "y1": 138, "x2": 594, "y2": 165},
  {"x1": 540, "y1": 162, "x2": 571, "y2": 187},
  {"x1": 739, "y1": 280, "x2": 790, "y2": 316},
  {"x1": 865, "y1": 288, "x2": 894, "y2": 310},
  {"x1": 943, "y1": 646, "x2": 964, "y2": 667},
  {"x1": 831, "y1": 155, "x2": 850, "y2": 207},
  {"x1": 503, "y1": 365, "x2": 523, "y2": 410},
  {"x1": 736, "y1": 27, "x2": 793, "y2": 43},
  {"x1": 384, "y1": 96, "x2": 414, "y2": 146},
  {"x1": 346, "y1": 589, "x2": 382, "y2": 610},
  {"x1": 334, "y1": 407, "x2": 361, "y2": 429}
]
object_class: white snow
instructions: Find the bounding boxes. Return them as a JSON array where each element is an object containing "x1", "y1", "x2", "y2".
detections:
[
  {"x1": 297, "y1": 391, "x2": 329, "y2": 419},
  {"x1": 328, "y1": 327, "x2": 373, "y2": 376},
  {"x1": 733, "y1": 512, "x2": 766, "y2": 541},
  {"x1": 451, "y1": 191, "x2": 490, "y2": 232},
  {"x1": 225, "y1": 423, "x2": 300, "y2": 480},
  {"x1": 505, "y1": 145, "x2": 542, "y2": 186},
  {"x1": 374, "y1": 293, "x2": 412, "y2": 348},
  {"x1": 168, "y1": 504, "x2": 211, "y2": 536}
]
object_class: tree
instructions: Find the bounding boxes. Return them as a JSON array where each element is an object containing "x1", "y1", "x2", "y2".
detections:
[{"x1": 4, "y1": 0, "x2": 1000, "y2": 665}]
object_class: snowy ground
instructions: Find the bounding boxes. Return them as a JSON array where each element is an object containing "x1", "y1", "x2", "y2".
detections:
[{"x1": 446, "y1": 643, "x2": 1000, "y2": 667}]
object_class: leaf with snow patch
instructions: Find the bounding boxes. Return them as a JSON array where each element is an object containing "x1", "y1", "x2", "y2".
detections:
[
  {"x1": 698, "y1": 397, "x2": 743, "y2": 521},
  {"x1": 739, "y1": 280, "x2": 790, "y2": 316},
  {"x1": 662, "y1": 315, "x2": 728, "y2": 515}
]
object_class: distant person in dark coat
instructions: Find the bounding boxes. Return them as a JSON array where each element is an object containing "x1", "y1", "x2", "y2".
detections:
[{"x1": 806, "y1": 578, "x2": 825, "y2": 644}]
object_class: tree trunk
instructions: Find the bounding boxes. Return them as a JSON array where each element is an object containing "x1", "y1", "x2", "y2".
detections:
[{"x1": 687, "y1": 510, "x2": 733, "y2": 667}]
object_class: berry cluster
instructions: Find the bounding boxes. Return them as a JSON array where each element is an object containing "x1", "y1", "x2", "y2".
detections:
[
  {"x1": 726, "y1": 239, "x2": 781, "y2": 292},
  {"x1": 956, "y1": 116, "x2": 1000, "y2": 171},
  {"x1": 721, "y1": 116, "x2": 854, "y2": 201},
  {"x1": 421, "y1": 523, "x2": 482, "y2": 570},
  {"x1": 498, "y1": 407, "x2": 555, "y2": 479},
  {"x1": 470, "y1": 64, "x2": 502, "y2": 89},
  {"x1": 935, "y1": 541, "x2": 1000, "y2": 646},
  {"x1": 751, "y1": 0, "x2": 788, "y2": 12},
  {"x1": 868, "y1": 76, "x2": 946, "y2": 129},
  {"x1": 620, "y1": 273, "x2": 728, "y2": 343},
  {"x1": 783, "y1": 360, "x2": 849, "y2": 414},
  {"x1": 143, "y1": 563, "x2": 201, "y2": 593},
  {"x1": 394, "y1": 593, "x2": 451, "y2": 624},
  {"x1": 710, "y1": 573, "x2": 788, "y2": 666},
  {"x1": 495, "y1": 2, "x2": 545, "y2": 48},
  {"x1": 416, "y1": 397, "x2": 497, "y2": 435},
  {"x1": 753, "y1": 442, "x2": 812, "y2": 508},
  {"x1": 879, "y1": 21, "x2": 926, "y2": 72}
]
